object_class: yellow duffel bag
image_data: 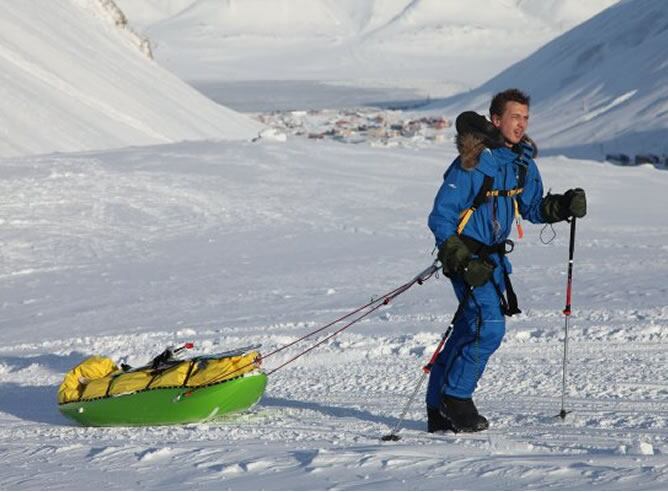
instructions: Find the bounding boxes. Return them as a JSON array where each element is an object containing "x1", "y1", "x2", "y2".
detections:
[
  {"x1": 148, "y1": 361, "x2": 192, "y2": 389},
  {"x1": 187, "y1": 352, "x2": 259, "y2": 387},
  {"x1": 59, "y1": 351, "x2": 262, "y2": 402},
  {"x1": 108, "y1": 370, "x2": 153, "y2": 396},
  {"x1": 81, "y1": 375, "x2": 115, "y2": 400},
  {"x1": 58, "y1": 356, "x2": 118, "y2": 404}
]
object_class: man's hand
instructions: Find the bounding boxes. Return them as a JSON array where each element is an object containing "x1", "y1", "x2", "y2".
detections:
[
  {"x1": 438, "y1": 236, "x2": 495, "y2": 287},
  {"x1": 541, "y1": 188, "x2": 587, "y2": 223},
  {"x1": 564, "y1": 188, "x2": 587, "y2": 218},
  {"x1": 438, "y1": 235, "x2": 471, "y2": 274},
  {"x1": 462, "y1": 258, "x2": 495, "y2": 287}
]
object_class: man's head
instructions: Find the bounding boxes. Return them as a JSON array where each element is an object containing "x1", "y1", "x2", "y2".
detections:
[{"x1": 489, "y1": 89, "x2": 530, "y2": 147}]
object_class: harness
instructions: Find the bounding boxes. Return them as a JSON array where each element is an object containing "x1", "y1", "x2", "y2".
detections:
[
  {"x1": 455, "y1": 141, "x2": 533, "y2": 317},
  {"x1": 460, "y1": 235, "x2": 521, "y2": 316},
  {"x1": 456, "y1": 141, "x2": 531, "y2": 238}
]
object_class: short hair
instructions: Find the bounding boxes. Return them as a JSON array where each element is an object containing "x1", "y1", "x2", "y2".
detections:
[{"x1": 489, "y1": 89, "x2": 530, "y2": 117}]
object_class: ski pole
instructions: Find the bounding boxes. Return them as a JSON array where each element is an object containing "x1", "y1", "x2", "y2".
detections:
[
  {"x1": 150, "y1": 342, "x2": 194, "y2": 369},
  {"x1": 558, "y1": 218, "x2": 576, "y2": 419},
  {"x1": 381, "y1": 287, "x2": 470, "y2": 442},
  {"x1": 191, "y1": 262, "x2": 442, "y2": 391}
]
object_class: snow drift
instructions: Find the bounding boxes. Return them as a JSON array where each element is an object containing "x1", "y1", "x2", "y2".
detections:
[
  {"x1": 0, "y1": 0, "x2": 263, "y2": 158},
  {"x1": 427, "y1": 0, "x2": 668, "y2": 158}
]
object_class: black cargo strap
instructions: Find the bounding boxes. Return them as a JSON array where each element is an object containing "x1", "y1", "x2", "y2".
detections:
[{"x1": 460, "y1": 235, "x2": 522, "y2": 317}]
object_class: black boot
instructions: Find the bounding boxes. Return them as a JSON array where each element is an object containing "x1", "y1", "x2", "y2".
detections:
[
  {"x1": 427, "y1": 406, "x2": 453, "y2": 433},
  {"x1": 439, "y1": 395, "x2": 489, "y2": 433}
]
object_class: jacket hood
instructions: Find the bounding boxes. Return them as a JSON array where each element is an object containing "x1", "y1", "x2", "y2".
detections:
[{"x1": 456, "y1": 133, "x2": 538, "y2": 171}]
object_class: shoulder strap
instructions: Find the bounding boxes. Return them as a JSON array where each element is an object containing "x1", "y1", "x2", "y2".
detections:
[
  {"x1": 473, "y1": 175, "x2": 494, "y2": 208},
  {"x1": 514, "y1": 141, "x2": 533, "y2": 189},
  {"x1": 456, "y1": 175, "x2": 494, "y2": 235}
]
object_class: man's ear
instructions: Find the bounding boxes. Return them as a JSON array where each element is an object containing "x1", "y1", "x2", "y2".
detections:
[{"x1": 491, "y1": 114, "x2": 501, "y2": 128}]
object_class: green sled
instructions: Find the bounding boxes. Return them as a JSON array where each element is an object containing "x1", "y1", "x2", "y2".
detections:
[{"x1": 58, "y1": 373, "x2": 267, "y2": 427}]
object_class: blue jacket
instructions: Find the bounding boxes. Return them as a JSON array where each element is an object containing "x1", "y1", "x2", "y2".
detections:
[{"x1": 428, "y1": 143, "x2": 546, "y2": 249}]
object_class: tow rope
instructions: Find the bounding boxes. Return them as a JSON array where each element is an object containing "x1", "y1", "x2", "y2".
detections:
[
  {"x1": 204, "y1": 261, "x2": 440, "y2": 384},
  {"x1": 266, "y1": 261, "x2": 439, "y2": 375}
]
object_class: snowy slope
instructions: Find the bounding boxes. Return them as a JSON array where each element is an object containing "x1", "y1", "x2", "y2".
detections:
[
  {"x1": 0, "y1": 0, "x2": 263, "y2": 158},
  {"x1": 118, "y1": 0, "x2": 617, "y2": 88},
  {"x1": 0, "y1": 135, "x2": 666, "y2": 489},
  {"x1": 513, "y1": 0, "x2": 624, "y2": 30},
  {"x1": 427, "y1": 0, "x2": 668, "y2": 158}
]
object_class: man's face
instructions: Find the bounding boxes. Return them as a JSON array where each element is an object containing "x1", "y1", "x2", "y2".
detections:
[{"x1": 491, "y1": 101, "x2": 529, "y2": 146}]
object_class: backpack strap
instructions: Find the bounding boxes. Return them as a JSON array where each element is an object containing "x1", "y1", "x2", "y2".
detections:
[
  {"x1": 515, "y1": 141, "x2": 532, "y2": 188},
  {"x1": 456, "y1": 175, "x2": 494, "y2": 235}
]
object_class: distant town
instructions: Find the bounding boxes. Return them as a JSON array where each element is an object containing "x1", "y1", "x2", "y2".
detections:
[{"x1": 605, "y1": 153, "x2": 668, "y2": 169}]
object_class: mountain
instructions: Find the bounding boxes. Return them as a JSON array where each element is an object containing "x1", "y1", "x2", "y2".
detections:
[
  {"x1": 117, "y1": 0, "x2": 617, "y2": 88},
  {"x1": 0, "y1": 0, "x2": 263, "y2": 158},
  {"x1": 428, "y1": 0, "x2": 668, "y2": 159}
]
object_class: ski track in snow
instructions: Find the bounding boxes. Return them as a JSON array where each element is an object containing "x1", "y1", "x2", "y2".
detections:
[{"x1": 0, "y1": 137, "x2": 666, "y2": 489}]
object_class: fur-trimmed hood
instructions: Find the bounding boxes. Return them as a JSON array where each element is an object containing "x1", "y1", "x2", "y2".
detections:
[{"x1": 457, "y1": 133, "x2": 538, "y2": 170}]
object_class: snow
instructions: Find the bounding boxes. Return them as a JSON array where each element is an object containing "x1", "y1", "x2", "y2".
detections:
[
  {"x1": 0, "y1": 0, "x2": 262, "y2": 158},
  {"x1": 117, "y1": 0, "x2": 618, "y2": 90},
  {"x1": 1, "y1": 0, "x2": 667, "y2": 489},
  {"x1": 1, "y1": 134, "x2": 667, "y2": 489}
]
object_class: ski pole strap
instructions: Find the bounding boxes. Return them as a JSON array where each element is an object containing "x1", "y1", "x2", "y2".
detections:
[{"x1": 459, "y1": 235, "x2": 522, "y2": 316}]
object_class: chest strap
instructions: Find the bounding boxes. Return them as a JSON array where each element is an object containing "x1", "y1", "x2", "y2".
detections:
[{"x1": 456, "y1": 179, "x2": 524, "y2": 237}]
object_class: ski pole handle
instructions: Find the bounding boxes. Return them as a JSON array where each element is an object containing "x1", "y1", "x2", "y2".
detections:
[{"x1": 174, "y1": 342, "x2": 194, "y2": 354}]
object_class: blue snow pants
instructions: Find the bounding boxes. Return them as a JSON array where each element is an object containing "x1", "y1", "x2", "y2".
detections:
[{"x1": 426, "y1": 258, "x2": 507, "y2": 407}]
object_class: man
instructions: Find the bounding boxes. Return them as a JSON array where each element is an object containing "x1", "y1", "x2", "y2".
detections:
[{"x1": 426, "y1": 88, "x2": 586, "y2": 433}]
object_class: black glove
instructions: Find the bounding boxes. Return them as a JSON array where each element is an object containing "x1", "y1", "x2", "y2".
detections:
[
  {"x1": 437, "y1": 236, "x2": 494, "y2": 287},
  {"x1": 541, "y1": 188, "x2": 587, "y2": 223},
  {"x1": 462, "y1": 258, "x2": 495, "y2": 287},
  {"x1": 455, "y1": 111, "x2": 505, "y2": 148},
  {"x1": 438, "y1": 235, "x2": 471, "y2": 274},
  {"x1": 564, "y1": 188, "x2": 587, "y2": 218}
]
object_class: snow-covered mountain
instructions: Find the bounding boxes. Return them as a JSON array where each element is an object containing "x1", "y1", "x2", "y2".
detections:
[
  {"x1": 0, "y1": 0, "x2": 263, "y2": 158},
  {"x1": 428, "y1": 0, "x2": 668, "y2": 158},
  {"x1": 117, "y1": 0, "x2": 618, "y2": 88}
]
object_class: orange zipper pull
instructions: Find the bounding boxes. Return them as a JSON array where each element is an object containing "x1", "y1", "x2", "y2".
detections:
[{"x1": 513, "y1": 198, "x2": 524, "y2": 239}]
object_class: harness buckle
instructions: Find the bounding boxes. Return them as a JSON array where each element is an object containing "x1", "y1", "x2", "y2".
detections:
[{"x1": 504, "y1": 239, "x2": 515, "y2": 254}]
